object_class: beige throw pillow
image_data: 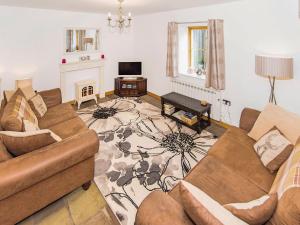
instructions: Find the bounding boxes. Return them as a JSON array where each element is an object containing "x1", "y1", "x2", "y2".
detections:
[
  {"x1": 248, "y1": 103, "x2": 300, "y2": 145},
  {"x1": 254, "y1": 128, "x2": 294, "y2": 173},
  {"x1": 3, "y1": 90, "x2": 15, "y2": 103},
  {"x1": 1, "y1": 89, "x2": 26, "y2": 131},
  {"x1": 4, "y1": 86, "x2": 35, "y2": 102},
  {"x1": 23, "y1": 119, "x2": 40, "y2": 131},
  {"x1": 224, "y1": 194, "x2": 278, "y2": 225},
  {"x1": 28, "y1": 94, "x2": 47, "y2": 118},
  {"x1": 179, "y1": 181, "x2": 248, "y2": 225},
  {"x1": 0, "y1": 129, "x2": 62, "y2": 156},
  {"x1": 21, "y1": 86, "x2": 36, "y2": 100}
]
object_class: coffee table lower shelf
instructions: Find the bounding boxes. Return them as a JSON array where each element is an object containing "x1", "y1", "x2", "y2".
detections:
[{"x1": 163, "y1": 112, "x2": 210, "y2": 134}]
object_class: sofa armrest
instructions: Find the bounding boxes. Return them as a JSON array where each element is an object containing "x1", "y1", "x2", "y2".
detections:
[
  {"x1": 0, "y1": 130, "x2": 99, "y2": 200},
  {"x1": 239, "y1": 108, "x2": 261, "y2": 132},
  {"x1": 38, "y1": 88, "x2": 62, "y2": 108}
]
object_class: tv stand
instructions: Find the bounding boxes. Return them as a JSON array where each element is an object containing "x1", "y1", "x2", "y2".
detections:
[{"x1": 114, "y1": 77, "x2": 147, "y2": 97}]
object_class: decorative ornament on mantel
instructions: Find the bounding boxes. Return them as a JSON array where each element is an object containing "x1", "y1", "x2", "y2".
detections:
[{"x1": 107, "y1": 0, "x2": 132, "y2": 31}]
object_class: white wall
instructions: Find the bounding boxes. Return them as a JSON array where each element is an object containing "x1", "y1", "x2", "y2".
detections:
[
  {"x1": 1, "y1": 0, "x2": 300, "y2": 125},
  {"x1": 0, "y1": 6, "x2": 135, "y2": 101},
  {"x1": 133, "y1": 0, "x2": 300, "y2": 125}
]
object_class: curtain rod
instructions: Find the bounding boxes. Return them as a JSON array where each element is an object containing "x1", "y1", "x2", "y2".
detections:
[{"x1": 175, "y1": 21, "x2": 208, "y2": 25}]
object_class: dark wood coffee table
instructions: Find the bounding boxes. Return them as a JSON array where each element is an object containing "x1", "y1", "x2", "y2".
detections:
[{"x1": 161, "y1": 92, "x2": 211, "y2": 133}]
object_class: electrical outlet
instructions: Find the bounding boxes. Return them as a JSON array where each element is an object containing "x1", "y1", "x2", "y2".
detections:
[{"x1": 222, "y1": 99, "x2": 231, "y2": 106}]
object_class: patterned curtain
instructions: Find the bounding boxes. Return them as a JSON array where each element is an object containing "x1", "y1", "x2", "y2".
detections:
[
  {"x1": 166, "y1": 22, "x2": 179, "y2": 78},
  {"x1": 205, "y1": 19, "x2": 225, "y2": 90}
]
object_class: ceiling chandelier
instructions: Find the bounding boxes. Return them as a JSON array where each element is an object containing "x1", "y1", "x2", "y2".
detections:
[{"x1": 107, "y1": 0, "x2": 132, "y2": 30}]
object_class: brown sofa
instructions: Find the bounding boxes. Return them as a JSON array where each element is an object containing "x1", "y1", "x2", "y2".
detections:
[
  {"x1": 0, "y1": 88, "x2": 99, "y2": 225},
  {"x1": 136, "y1": 108, "x2": 300, "y2": 225}
]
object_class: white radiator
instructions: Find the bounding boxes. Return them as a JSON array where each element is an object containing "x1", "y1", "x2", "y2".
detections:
[{"x1": 171, "y1": 79, "x2": 222, "y2": 121}]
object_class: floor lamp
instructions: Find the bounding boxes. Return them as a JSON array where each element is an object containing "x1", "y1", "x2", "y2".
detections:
[{"x1": 255, "y1": 55, "x2": 293, "y2": 105}]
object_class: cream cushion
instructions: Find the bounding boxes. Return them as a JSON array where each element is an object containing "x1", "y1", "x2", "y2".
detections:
[
  {"x1": 253, "y1": 128, "x2": 293, "y2": 173},
  {"x1": 28, "y1": 94, "x2": 47, "y2": 118},
  {"x1": 21, "y1": 86, "x2": 36, "y2": 100},
  {"x1": 180, "y1": 181, "x2": 248, "y2": 225},
  {"x1": 248, "y1": 103, "x2": 300, "y2": 145}
]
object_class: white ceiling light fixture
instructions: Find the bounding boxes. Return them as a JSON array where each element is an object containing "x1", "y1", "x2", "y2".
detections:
[{"x1": 107, "y1": 0, "x2": 132, "y2": 31}]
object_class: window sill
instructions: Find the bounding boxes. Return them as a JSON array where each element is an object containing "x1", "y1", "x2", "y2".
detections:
[{"x1": 179, "y1": 73, "x2": 206, "y2": 80}]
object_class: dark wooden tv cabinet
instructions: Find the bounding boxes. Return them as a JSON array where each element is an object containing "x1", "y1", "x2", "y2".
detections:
[{"x1": 114, "y1": 77, "x2": 147, "y2": 97}]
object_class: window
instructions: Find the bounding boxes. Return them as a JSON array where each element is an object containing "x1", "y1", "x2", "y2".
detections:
[
  {"x1": 178, "y1": 24, "x2": 208, "y2": 78},
  {"x1": 188, "y1": 26, "x2": 208, "y2": 74}
]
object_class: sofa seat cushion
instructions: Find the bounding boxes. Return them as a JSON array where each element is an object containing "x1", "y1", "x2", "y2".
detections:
[
  {"x1": 38, "y1": 103, "x2": 77, "y2": 129},
  {"x1": 208, "y1": 126, "x2": 275, "y2": 192},
  {"x1": 170, "y1": 155, "x2": 267, "y2": 206},
  {"x1": 135, "y1": 191, "x2": 194, "y2": 225},
  {"x1": 48, "y1": 117, "x2": 88, "y2": 139}
]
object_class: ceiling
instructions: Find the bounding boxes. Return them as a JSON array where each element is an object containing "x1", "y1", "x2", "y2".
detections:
[{"x1": 0, "y1": 0, "x2": 241, "y2": 15}]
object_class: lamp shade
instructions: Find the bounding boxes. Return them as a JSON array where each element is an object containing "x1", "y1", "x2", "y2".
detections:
[
  {"x1": 15, "y1": 78, "x2": 33, "y2": 89},
  {"x1": 255, "y1": 55, "x2": 293, "y2": 80}
]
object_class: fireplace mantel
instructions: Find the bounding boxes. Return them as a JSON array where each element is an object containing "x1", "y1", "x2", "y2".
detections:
[{"x1": 59, "y1": 60, "x2": 105, "y2": 102}]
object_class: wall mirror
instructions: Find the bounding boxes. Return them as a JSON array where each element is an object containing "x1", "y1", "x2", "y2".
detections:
[{"x1": 65, "y1": 28, "x2": 100, "y2": 54}]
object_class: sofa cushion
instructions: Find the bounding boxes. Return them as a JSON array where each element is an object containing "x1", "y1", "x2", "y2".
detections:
[
  {"x1": 248, "y1": 103, "x2": 300, "y2": 145},
  {"x1": 48, "y1": 117, "x2": 88, "y2": 139},
  {"x1": 253, "y1": 128, "x2": 293, "y2": 173},
  {"x1": 1, "y1": 89, "x2": 38, "y2": 131},
  {"x1": 179, "y1": 181, "x2": 247, "y2": 225},
  {"x1": 267, "y1": 143, "x2": 300, "y2": 225},
  {"x1": 208, "y1": 126, "x2": 275, "y2": 192},
  {"x1": 135, "y1": 191, "x2": 194, "y2": 225},
  {"x1": 38, "y1": 103, "x2": 77, "y2": 129},
  {"x1": 28, "y1": 94, "x2": 47, "y2": 118},
  {"x1": 0, "y1": 141, "x2": 12, "y2": 163},
  {"x1": 266, "y1": 188, "x2": 300, "y2": 225},
  {"x1": 224, "y1": 194, "x2": 278, "y2": 225},
  {"x1": 170, "y1": 155, "x2": 267, "y2": 206},
  {"x1": 0, "y1": 130, "x2": 98, "y2": 201},
  {"x1": 0, "y1": 130, "x2": 61, "y2": 156}
]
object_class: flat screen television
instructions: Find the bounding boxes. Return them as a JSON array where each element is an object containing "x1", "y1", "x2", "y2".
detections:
[{"x1": 119, "y1": 62, "x2": 142, "y2": 76}]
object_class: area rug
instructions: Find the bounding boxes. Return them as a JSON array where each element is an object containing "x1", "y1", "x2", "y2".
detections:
[{"x1": 78, "y1": 98, "x2": 217, "y2": 225}]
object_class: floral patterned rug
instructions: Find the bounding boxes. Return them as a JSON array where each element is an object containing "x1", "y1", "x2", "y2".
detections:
[{"x1": 78, "y1": 98, "x2": 217, "y2": 225}]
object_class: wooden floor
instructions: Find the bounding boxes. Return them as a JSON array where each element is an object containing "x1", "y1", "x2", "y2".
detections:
[{"x1": 19, "y1": 94, "x2": 226, "y2": 225}]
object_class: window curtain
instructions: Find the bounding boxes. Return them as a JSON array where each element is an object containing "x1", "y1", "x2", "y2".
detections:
[
  {"x1": 205, "y1": 19, "x2": 225, "y2": 90},
  {"x1": 166, "y1": 22, "x2": 179, "y2": 78}
]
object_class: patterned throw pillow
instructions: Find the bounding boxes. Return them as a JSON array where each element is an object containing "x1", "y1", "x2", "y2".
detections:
[
  {"x1": 253, "y1": 128, "x2": 294, "y2": 173},
  {"x1": 12, "y1": 95, "x2": 39, "y2": 131},
  {"x1": 0, "y1": 129, "x2": 62, "y2": 156},
  {"x1": 224, "y1": 194, "x2": 278, "y2": 225},
  {"x1": 179, "y1": 181, "x2": 248, "y2": 225},
  {"x1": 1, "y1": 89, "x2": 34, "y2": 131},
  {"x1": 28, "y1": 94, "x2": 47, "y2": 118}
]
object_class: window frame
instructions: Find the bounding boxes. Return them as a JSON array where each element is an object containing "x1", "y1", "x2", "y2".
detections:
[{"x1": 188, "y1": 26, "x2": 208, "y2": 68}]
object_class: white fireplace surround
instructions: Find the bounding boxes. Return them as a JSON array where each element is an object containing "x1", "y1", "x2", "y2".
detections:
[{"x1": 59, "y1": 60, "x2": 105, "y2": 102}]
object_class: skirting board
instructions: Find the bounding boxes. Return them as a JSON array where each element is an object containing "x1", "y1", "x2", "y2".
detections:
[{"x1": 147, "y1": 91, "x2": 161, "y2": 101}]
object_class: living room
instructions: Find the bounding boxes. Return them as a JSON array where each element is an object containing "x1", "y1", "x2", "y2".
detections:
[{"x1": 0, "y1": 0, "x2": 299, "y2": 225}]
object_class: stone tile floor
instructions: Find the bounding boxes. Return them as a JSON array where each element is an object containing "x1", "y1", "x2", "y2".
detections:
[
  {"x1": 18, "y1": 182, "x2": 114, "y2": 225},
  {"x1": 18, "y1": 94, "x2": 226, "y2": 225}
]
